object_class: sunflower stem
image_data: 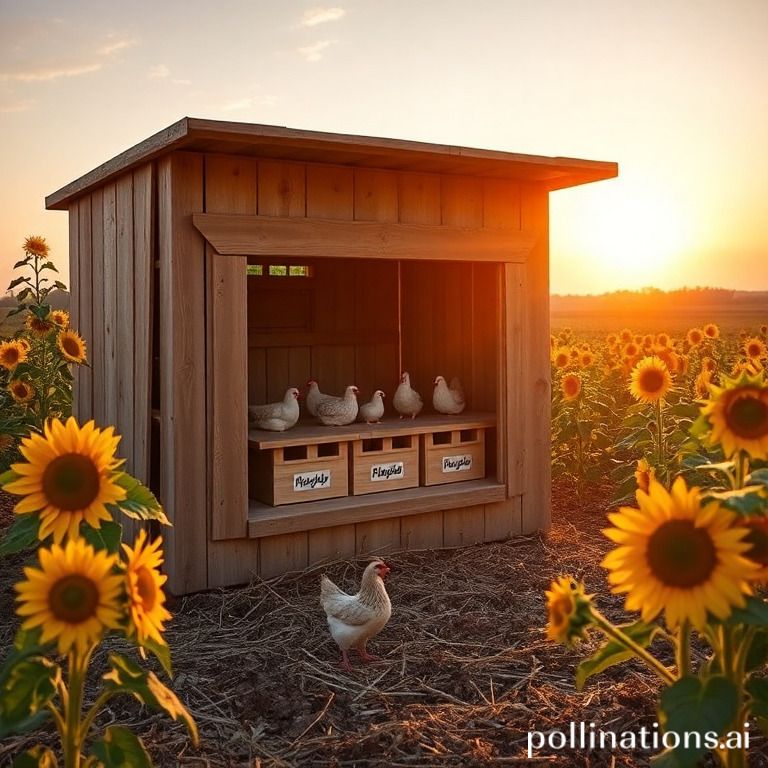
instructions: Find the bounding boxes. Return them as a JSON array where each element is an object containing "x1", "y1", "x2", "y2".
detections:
[
  {"x1": 63, "y1": 650, "x2": 85, "y2": 768},
  {"x1": 676, "y1": 620, "x2": 691, "y2": 678},
  {"x1": 654, "y1": 398, "x2": 666, "y2": 482},
  {"x1": 592, "y1": 609, "x2": 675, "y2": 685},
  {"x1": 79, "y1": 689, "x2": 114, "y2": 742}
]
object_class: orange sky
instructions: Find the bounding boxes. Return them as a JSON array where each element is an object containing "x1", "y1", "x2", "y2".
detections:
[{"x1": 1, "y1": 1, "x2": 767, "y2": 295}]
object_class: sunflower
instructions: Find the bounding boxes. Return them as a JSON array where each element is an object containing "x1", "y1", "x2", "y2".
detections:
[
  {"x1": 761, "y1": 324, "x2": 767, "y2": 336},
  {"x1": 545, "y1": 576, "x2": 594, "y2": 645},
  {"x1": 700, "y1": 371, "x2": 768, "y2": 460},
  {"x1": 623, "y1": 342, "x2": 639, "y2": 359},
  {"x1": 57, "y1": 330, "x2": 87, "y2": 364},
  {"x1": 561, "y1": 372, "x2": 582, "y2": 401},
  {"x1": 15, "y1": 538, "x2": 122, "y2": 656},
  {"x1": 745, "y1": 337, "x2": 767, "y2": 361},
  {"x1": 703, "y1": 323, "x2": 720, "y2": 340},
  {"x1": 579, "y1": 351, "x2": 595, "y2": 368},
  {"x1": 629, "y1": 357, "x2": 672, "y2": 404},
  {"x1": 552, "y1": 347, "x2": 571, "y2": 369},
  {"x1": 619, "y1": 328, "x2": 633, "y2": 343},
  {"x1": 123, "y1": 530, "x2": 171, "y2": 646},
  {"x1": 49, "y1": 309, "x2": 70, "y2": 328},
  {"x1": 695, "y1": 370, "x2": 713, "y2": 399},
  {"x1": 602, "y1": 477, "x2": 757, "y2": 629},
  {"x1": 634, "y1": 458, "x2": 655, "y2": 494},
  {"x1": 25, "y1": 313, "x2": 55, "y2": 336},
  {"x1": 656, "y1": 348, "x2": 679, "y2": 374},
  {"x1": 23, "y1": 235, "x2": 50, "y2": 258},
  {"x1": 702, "y1": 356, "x2": 717, "y2": 374},
  {"x1": 9, "y1": 379, "x2": 35, "y2": 404},
  {"x1": 655, "y1": 332, "x2": 671, "y2": 347},
  {"x1": 0, "y1": 340, "x2": 28, "y2": 370},
  {"x1": 4, "y1": 417, "x2": 126, "y2": 543},
  {"x1": 687, "y1": 328, "x2": 704, "y2": 347},
  {"x1": 606, "y1": 334, "x2": 618, "y2": 346}
]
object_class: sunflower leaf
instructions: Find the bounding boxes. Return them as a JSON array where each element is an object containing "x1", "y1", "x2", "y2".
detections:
[
  {"x1": 0, "y1": 658, "x2": 59, "y2": 739},
  {"x1": 655, "y1": 675, "x2": 739, "y2": 768},
  {"x1": 139, "y1": 635, "x2": 173, "y2": 678},
  {"x1": 12, "y1": 744, "x2": 59, "y2": 768},
  {"x1": 748, "y1": 469, "x2": 768, "y2": 487},
  {"x1": 0, "y1": 468, "x2": 21, "y2": 486},
  {"x1": 103, "y1": 654, "x2": 198, "y2": 744},
  {"x1": 575, "y1": 620, "x2": 659, "y2": 690},
  {"x1": 725, "y1": 596, "x2": 768, "y2": 627},
  {"x1": 90, "y1": 726, "x2": 152, "y2": 768},
  {"x1": 0, "y1": 513, "x2": 41, "y2": 556},
  {"x1": 113, "y1": 474, "x2": 170, "y2": 525},
  {"x1": 81, "y1": 519, "x2": 123, "y2": 555}
]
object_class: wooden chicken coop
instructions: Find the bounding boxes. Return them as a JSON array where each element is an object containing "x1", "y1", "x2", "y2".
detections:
[{"x1": 46, "y1": 118, "x2": 617, "y2": 594}]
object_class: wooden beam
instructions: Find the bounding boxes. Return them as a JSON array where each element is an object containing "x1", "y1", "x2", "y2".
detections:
[
  {"x1": 158, "y1": 152, "x2": 209, "y2": 594},
  {"x1": 192, "y1": 213, "x2": 535, "y2": 263}
]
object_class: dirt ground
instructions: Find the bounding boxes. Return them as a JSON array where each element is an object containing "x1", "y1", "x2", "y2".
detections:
[{"x1": 1, "y1": 483, "x2": 767, "y2": 768}]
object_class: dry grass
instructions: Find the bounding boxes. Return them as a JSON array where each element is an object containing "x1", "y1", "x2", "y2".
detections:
[{"x1": 1, "y1": 485, "x2": 766, "y2": 767}]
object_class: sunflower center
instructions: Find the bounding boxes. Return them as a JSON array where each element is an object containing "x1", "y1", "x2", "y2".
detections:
[
  {"x1": 62, "y1": 335, "x2": 81, "y2": 357},
  {"x1": 725, "y1": 392, "x2": 768, "y2": 440},
  {"x1": 639, "y1": 368, "x2": 666, "y2": 394},
  {"x1": 135, "y1": 567, "x2": 158, "y2": 610},
  {"x1": 3, "y1": 349, "x2": 20, "y2": 365},
  {"x1": 49, "y1": 574, "x2": 99, "y2": 623},
  {"x1": 646, "y1": 520, "x2": 717, "y2": 588},
  {"x1": 42, "y1": 453, "x2": 101, "y2": 511}
]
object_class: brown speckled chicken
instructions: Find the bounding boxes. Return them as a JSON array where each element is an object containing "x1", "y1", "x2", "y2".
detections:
[
  {"x1": 320, "y1": 560, "x2": 392, "y2": 670},
  {"x1": 306, "y1": 379, "x2": 334, "y2": 417},
  {"x1": 316, "y1": 385, "x2": 359, "y2": 426}
]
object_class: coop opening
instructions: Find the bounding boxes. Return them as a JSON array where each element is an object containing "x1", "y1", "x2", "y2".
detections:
[
  {"x1": 432, "y1": 431, "x2": 453, "y2": 446},
  {"x1": 392, "y1": 435, "x2": 412, "y2": 449},
  {"x1": 283, "y1": 445, "x2": 308, "y2": 462},
  {"x1": 362, "y1": 438, "x2": 384, "y2": 453},
  {"x1": 317, "y1": 442, "x2": 341, "y2": 458}
]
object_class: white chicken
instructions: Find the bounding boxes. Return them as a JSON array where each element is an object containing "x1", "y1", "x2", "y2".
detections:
[
  {"x1": 316, "y1": 385, "x2": 359, "y2": 426},
  {"x1": 320, "y1": 560, "x2": 392, "y2": 670},
  {"x1": 248, "y1": 387, "x2": 300, "y2": 431},
  {"x1": 358, "y1": 390, "x2": 386, "y2": 424},
  {"x1": 392, "y1": 371, "x2": 423, "y2": 420},
  {"x1": 306, "y1": 380, "x2": 334, "y2": 417},
  {"x1": 433, "y1": 375, "x2": 466, "y2": 415}
]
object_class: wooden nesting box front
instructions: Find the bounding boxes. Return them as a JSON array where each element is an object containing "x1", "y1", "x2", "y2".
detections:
[
  {"x1": 350, "y1": 435, "x2": 419, "y2": 495},
  {"x1": 420, "y1": 427, "x2": 486, "y2": 486},
  {"x1": 251, "y1": 442, "x2": 349, "y2": 505},
  {"x1": 47, "y1": 118, "x2": 617, "y2": 594}
]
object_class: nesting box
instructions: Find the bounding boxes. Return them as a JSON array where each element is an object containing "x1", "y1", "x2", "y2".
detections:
[
  {"x1": 46, "y1": 117, "x2": 617, "y2": 593},
  {"x1": 421, "y1": 426, "x2": 487, "y2": 486}
]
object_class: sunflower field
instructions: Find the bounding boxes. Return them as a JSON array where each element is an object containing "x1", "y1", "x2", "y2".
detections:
[
  {"x1": 548, "y1": 319, "x2": 768, "y2": 767},
  {"x1": 0, "y1": 237, "x2": 88, "y2": 467}
]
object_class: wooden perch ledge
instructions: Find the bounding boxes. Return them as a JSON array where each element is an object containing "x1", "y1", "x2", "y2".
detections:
[{"x1": 193, "y1": 213, "x2": 536, "y2": 263}]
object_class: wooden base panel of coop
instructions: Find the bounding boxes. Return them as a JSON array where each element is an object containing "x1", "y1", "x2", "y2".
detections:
[{"x1": 202, "y1": 494, "x2": 525, "y2": 586}]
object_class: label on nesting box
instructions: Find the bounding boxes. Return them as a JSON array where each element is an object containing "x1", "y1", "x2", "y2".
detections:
[
  {"x1": 370, "y1": 461, "x2": 405, "y2": 482},
  {"x1": 442, "y1": 454, "x2": 473, "y2": 473},
  {"x1": 293, "y1": 470, "x2": 332, "y2": 492}
]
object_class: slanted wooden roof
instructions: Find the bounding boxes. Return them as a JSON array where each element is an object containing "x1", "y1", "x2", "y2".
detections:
[{"x1": 46, "y1": 117, "x2": 617, "y2": 210}]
